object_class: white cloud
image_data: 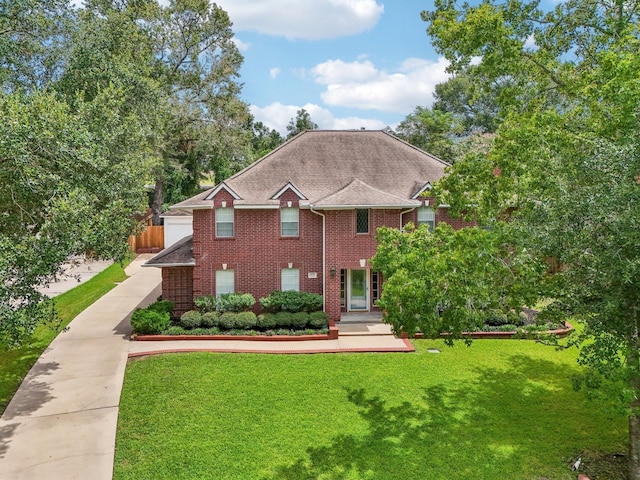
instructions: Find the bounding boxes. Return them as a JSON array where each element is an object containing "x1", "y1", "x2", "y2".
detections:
[
  {"x1": 217, "y1": 0, "x2": 384, "y2": 40},
  {"x1": 309, "y1": 57, "x2": 452, "y2": 113},
  {"x1": 269, "y1": 67, "x2": 282, "y2": 79},
  {"x1": 311, "y1": 59, "x2": 379, "y2": 84},
  {"x1": 233, "y1": 38, "x2": 251, "y2": 52},
  {"x1": 250, "y1": 102, "x2": 386, "y2": 135}
]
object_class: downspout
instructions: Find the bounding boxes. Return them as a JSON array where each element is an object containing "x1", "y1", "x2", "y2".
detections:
[
  {"x1": 310, "y1": 207, "x2": 326, "y2": 312},
  {"x1": 400, "y1": 207, "x2": 416, "y2": 230}
]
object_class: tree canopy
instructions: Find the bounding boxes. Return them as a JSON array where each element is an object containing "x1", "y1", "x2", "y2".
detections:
[
  {"x1": 286, "y1": 109, "x2": 319, "y2": 139},
  {"x1": 0, "y1": 0, "x2": 253, "y2": 344},
  {"x1": 373, "y1": 0, "x2": 640, "y2": 475}
]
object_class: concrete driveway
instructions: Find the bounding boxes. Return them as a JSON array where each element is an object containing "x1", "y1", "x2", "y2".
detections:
[{"x1": 0, "y1": 257, "x2": 161, "y2": 480}]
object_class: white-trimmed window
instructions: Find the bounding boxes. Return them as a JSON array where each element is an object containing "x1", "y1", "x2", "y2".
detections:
[
  {"x1": 216, "y1": 269, "x2": 234, "y2": 297},
  {"x1": 417, "y1": 206, "x2": 435, "y2": 231},
  {"x1": 216, "y1": 207, "x2": 234, "y2": 237},
  {"x1": 281, "y1": 268, "x2": 299, "y2": 291},
  {"x1": 281, "y1": 207, "x2": 299, "y2": 236}
]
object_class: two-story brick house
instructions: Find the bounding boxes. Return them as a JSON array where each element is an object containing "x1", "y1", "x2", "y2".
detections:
[{"x1": 145, "y1": 130, "x2": 466, "y2": 323}]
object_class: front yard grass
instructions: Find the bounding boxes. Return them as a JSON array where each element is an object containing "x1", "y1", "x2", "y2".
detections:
[
  {"x1": 0, "y1": 262, "x2": 128, "y2": 414},
  {"x1": 114, "y1": 339, "x2": 626, "y2": 480}
]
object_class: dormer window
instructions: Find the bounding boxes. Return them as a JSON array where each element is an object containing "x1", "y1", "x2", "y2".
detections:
[
  {"x1": 216, "y1": 207, "x2": 234, "y2": 237},
  {"x1": 281, "y1": 207, "x2": 299, "y2": 236}
]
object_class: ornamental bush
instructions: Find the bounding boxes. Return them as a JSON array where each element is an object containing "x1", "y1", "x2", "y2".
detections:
[
  {"x1": 180, "y1": 310, "x2": 203, "y2": 329},
  {"x1": 218, "y1": 311, "x2": 258, "y2": 330},
  {"x1": 146, "y1": 299, "x2": 175, "y2": 315},
  {"x1": 130, "y1": 309, "x2": 171, "y2": 334},
  {"x1": 201, "y1": 311, "x2": 220, "y2": 328},
  {"x1": 194, "y1": 295, "x2": 218, "y2": 313},
  {"x1": 256, "y1": 313, "x2": 277, "y2": 330},
  {"x1": 259, "y1": 291, "x2": 323, "y2": 313},
  {"x1": 218, "y1": 293, "x2": 256, "y2": 312},
  {"x1": 290, "y1": 312, "x2": 309, "y2": 329},
  {"x1": 274, "y1": 311, "x2": 294, "y2": 328},
  {"x1": 308, "y1": 311, "x2": 329, "y2": 329}
]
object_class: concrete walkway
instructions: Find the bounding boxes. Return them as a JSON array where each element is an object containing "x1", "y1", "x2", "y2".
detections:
[{"x1": 0, "y1": 258, "x2": 412, "y2": 480}]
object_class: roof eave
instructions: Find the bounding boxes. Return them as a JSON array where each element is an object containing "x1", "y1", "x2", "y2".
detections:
[{"x1": 143, "y1": 261, "x2": 195, "y2": 268}]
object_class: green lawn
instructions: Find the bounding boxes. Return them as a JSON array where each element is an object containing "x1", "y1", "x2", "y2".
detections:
[
  {"x1": 114, "y1": 339, "x2": 627, "y2": 480},
  {"x1": 0, "y1": 262, "x2": 128, "y2": 414}
]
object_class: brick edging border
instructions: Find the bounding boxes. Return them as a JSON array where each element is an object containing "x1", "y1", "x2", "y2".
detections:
[
  {"x1": 132, "y1": 326, "x2": 340, "y2": 342},
  {"x1": 402, "y1": 322, "x2": 574, "y2": 340}
]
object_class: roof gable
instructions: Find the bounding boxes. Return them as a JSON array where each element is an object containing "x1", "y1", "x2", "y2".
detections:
[
  {"x1": 205, "y1": 182, "x2": 241, "y2": 201},
  {"x1": 314, "y1": 179, "x2": 420, "y2": 208},
  {"x1": 271, "y1": 182, "x2": 307, "y2": 200}
]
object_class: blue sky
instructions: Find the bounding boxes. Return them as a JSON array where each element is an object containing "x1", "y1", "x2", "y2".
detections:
[{"x1": 215, "y1": 0, "x2": 450, "y2": 135}]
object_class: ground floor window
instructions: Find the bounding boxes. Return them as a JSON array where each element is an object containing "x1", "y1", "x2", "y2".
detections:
[
  {"x1": 216, "y1": 269, "x2": 234, "y2": 296},
  {"x1": 281, "y1": 268, "x2": 299, "y2": 291},
  {"x1": 372, "y1": 271, "x2": 380, "y2": 303},
  {"x1": 340, "y1": 269, "x2": 346, "y2": 307}
]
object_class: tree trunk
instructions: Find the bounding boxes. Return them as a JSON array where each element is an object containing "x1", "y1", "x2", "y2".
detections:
[{"x1": 151, "y1": 177, "x2": 163, "y2": 226}]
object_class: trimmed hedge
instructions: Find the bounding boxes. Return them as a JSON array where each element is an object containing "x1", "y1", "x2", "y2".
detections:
[
  {"x1": 194, "y1": 295, "x2": 218, "y2": 313},
  {"x1": 201, "y1": 311, "x2": 220, "y2": 328},
  {"x1": 308, "y1": 311, "x2": 329, "y2": 329},
  {"x1": 194, "y1": 293, "x2": 256, "y2": 313},
  {"x1": 180, "y1": 310, "x2": 203, "y2": 329},
  {"x1": 259, "y1": 291, "x2": 323, "y2": 313},
  {"x1": 131, "y1": 309, "x2": 171, "y2": 335},
  {"x1": 218, "y1": 311, "x2": 258, "y2": 330},
  {"x1": 256, "y1": 313, "x2": 277, "y2": 330}
]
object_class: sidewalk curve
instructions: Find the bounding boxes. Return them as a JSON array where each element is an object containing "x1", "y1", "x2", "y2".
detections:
[{"x1": 0, "y1": 257, "x2": 412, "y2": 480}]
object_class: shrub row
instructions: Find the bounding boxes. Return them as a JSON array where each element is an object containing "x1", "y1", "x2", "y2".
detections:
[
  {"x1": 179, "y1": 310, "x2": 329, "y2": 331},
  {"x1": 259, "y1": 291, "x2": 323, "y2": 313},
  {"x1": 194, "y1": 293, "x2": 255, "y2": 313},
  {"x1": 130, "y1": 299, "x2": 174, "y2": 334}
]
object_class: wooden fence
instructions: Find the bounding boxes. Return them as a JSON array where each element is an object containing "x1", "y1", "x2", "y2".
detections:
[{"x1": 128, "y1": 226, "x2": 164, "y2": 253}]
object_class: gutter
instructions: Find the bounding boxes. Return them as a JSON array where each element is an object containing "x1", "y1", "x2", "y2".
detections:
[
  {"x1": 310, "y1": 208, "x2": 326, "y2": 313},
  {"x1": 400, "y1": 207, "x2": 416, "y2": 230}
]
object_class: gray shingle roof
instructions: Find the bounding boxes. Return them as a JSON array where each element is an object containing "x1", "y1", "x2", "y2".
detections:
[
  {"x1": 172, "y1": 130, "x2": 448, "y2": 210},
  {"x1": 143, "y1": 235, "x2": 194, "y2": 267}
]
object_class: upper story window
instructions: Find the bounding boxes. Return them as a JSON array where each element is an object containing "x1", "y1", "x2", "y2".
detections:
[
  {"x1": 356, "y1": 209, "x2": 369, "y2": 234},
  {"x1": 417, "y1": 206, "x2": 435, "y2": 231},
  {"x1": 216, "y1": 207, "x2": 234, "y2": 237},
  {"x1": 281, "y1": 207, "x2": 299, "y2": 237}
]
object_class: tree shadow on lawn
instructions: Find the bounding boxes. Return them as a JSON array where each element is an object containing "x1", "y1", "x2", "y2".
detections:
[{"x1": 265, "y1": 355, "x2": 623, "y2": 480}]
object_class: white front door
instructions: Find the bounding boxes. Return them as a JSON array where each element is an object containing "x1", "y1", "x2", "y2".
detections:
[{"x1": 348, "y1": 269, "x2": 369, "y2": 311}]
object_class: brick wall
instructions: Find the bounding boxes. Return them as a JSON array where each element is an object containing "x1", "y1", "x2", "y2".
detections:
[
  {"x1": 162, "y1": 267, "x2": 193, "y2": 317},
  {"x1": 169, "y1": 193, "x2": 474, "y2": 320},
  {"x1": 192, "y1": 189, "x2": 324, "y2": 314}
]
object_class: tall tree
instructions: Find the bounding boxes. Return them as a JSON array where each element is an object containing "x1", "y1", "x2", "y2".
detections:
[
  {"x1": 432, "y1": 67, "x2": 502, "y2": 134},
  {"x1": 375, "y1": 0, "x2": 640, "y2": 475},
  {"x1": 149, "y1": 0, "x2": 252, "y2": 221},
  {"x1": 395, "y1": 106, "x2": 462, "y2": 162},
  {"x1": 60, "y1": 0, "x2": 252, "y2": 224},
  {"x1": 250, "y1": 120, "x2": 284, "y2": 158},
  {"x1": 0, "y1": 0, "x2": 72, "y2": 91},
  {"x1": 286, "y1": 108, "x2": 319, "y2": 139}
]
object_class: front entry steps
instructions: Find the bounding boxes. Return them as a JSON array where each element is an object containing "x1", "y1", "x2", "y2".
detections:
[{"x1": 337, "y1": 312, "x2": 393, "y2": 336}]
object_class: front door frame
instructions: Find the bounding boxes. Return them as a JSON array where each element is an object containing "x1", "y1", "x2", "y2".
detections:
[{"x1": 347, "y1": 269, "x2": 369, "y2": 312}]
